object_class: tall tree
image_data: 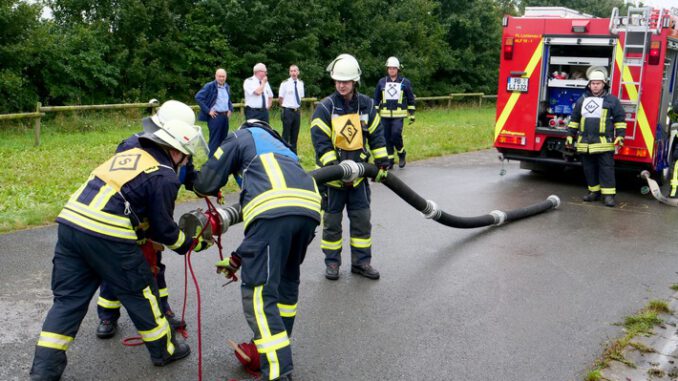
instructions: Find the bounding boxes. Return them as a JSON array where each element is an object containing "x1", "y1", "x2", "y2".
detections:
[
  {"x1": 0, "y1": 0, "x2": 49, "y2": 112},
  {"x1": 435, "y1": 0, "x2": 503, "y2": 94}
]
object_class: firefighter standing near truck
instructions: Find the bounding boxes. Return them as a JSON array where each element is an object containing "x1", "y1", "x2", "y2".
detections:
[
  {"x1": 311, "y1": 53, "x2": 389, "y2": 280},
  {"x1": 667, "y1": 98, "x2": 678, "y2": 198},
  {"x1": 374, "y1": 56, "x2": 416, "y2": 169},
  {"x1": 565, "y1": 68, "x2": 626, "y2": 207},
  {"x1": 30, "y1": 100, "x2": 212, "y2": 381}
]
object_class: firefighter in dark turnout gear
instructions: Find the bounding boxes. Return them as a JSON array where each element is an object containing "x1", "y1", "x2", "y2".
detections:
[
  {"x1": 311, "y1": 54, "x2": 389, "y2": 281},
  {"x1": 29, "y1": 101, "x2": 210, "y2": 381},
  {"x1": 96, "y1": 116, "x2": 199, "y2": 338},
  {"x1": 194, "y1": 120, "x2": 321, "y2": 381},
  {"x1": 374, "y1": 56, "x2": 416, "y2": 169},
  {"x1": 668, "y1": 98, "x2": 678, "y2": 198},
  {"x1": 566, "y1": 68, "x2": 626, "y2": 207}
]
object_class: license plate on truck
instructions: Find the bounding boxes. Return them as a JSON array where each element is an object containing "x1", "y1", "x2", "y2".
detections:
[{"x1": 507, "y1": 77, "x2": 528, "y2": 92}]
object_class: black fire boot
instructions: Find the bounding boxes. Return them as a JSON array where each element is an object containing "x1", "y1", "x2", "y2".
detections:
[
  {"x1": 398, "y1": 150, "x2": 406, "y2": 168},
  {"x1": 582, "y1": 192, "x2": 601, "y2": 202},
  {"x1": 604, "y1": 195, "x2": 616, "y2": 207},
  {"x1": 165, "y1": 311, "x2": 186, "y2": 330},
  {"x1": 351, "y1": 263, "x2": 380, "y2": 280},
  {"x1": 152, "y1": 341, "x2": 191, "y2": 366},
  {"x1": 325, "y1": 263, "x2": 339, "y2": 280},
  {"x1": 96, "y1": 320, "x2": 118, "y2": 339}
]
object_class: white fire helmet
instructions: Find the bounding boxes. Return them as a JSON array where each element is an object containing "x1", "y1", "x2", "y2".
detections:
[
  {"x1": 151, "y1": 100, "x2": 196, "y2": 128},
  {"x1": 151, "y1": 119, "x2": 208, "y2": 156},
  {"x1": 385, "y1": 56, "x2": 401, "y2": 69},
  {"x1": 326, "y1": 54, "x2": 361, "y2": 82}
]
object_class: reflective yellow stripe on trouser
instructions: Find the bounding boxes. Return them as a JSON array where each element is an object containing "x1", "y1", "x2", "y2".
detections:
[
  {"x1": 37, "y1": 331, "x2": 74, "y2": 351},
  {"x1": 278, "y1": 302, "x2": 297, "y2": 318},
  {"x1": 97, "y1": 296, "x2": 122, "y2": 309},
  {"x1": 138, "y1": 287, "x2": 174, "y2": 354},
  {"x1": 350, "y1": 236, "x2": 371, "y2": 249},
  {"x1": 321, "y1": 239, "x2": 342, "y2": 251},
  {"x1": 252, "y1": 285, "x2": 291, "y2": 379}
]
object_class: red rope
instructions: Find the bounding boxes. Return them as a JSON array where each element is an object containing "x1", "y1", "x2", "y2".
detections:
[
  {"x1": 177, "y1": 196, "x2": 225, "y2": 381},
  {"x1": 121, "y1": 336, "x2": 144, "y2": 346},
  {"x1": 186, "y1": 249, "x2": 202, "y2": 381}
]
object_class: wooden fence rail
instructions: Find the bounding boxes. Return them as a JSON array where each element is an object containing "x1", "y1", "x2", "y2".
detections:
[{"x1": 1, "y1": 93, "x2": 496, "y2": 146}]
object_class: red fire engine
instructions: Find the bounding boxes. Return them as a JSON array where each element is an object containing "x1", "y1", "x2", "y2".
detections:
[{"x1": 494, "y1": 6, "x2": 678, "y2": 179}]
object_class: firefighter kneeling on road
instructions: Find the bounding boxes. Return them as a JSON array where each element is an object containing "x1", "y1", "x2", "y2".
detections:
[
  {"x1": 194, "y1": 120, "x2": 321, "y2": 381},
  {"x1": 30, "y1": 100, "x2": 211, "y2": 381},
  {"x1": 565, "y1": 68, "x2": 626, "y2": 207},
  {"x1": 311, "y1": 54, "x2": 389, "y2": 281}
]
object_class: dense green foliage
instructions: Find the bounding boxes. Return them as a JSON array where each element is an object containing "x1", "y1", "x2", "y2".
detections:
[{"x1": 1, "y1": 0, "x2": 629, "y2": 112}]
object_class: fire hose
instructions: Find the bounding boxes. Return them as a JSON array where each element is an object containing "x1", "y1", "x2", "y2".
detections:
[
  {"x1": 640, "y1": 170, "x2": 678, "y2": 206},
  {"x1": 181, "y1": 160, "x2": 560, "y2": 240},
  {"x1": 312, "y1": 161, "x2": 560, "y2": 228}
]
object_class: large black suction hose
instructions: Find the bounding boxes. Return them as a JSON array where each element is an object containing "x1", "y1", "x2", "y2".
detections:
[
  {"x1": 310, "y1": 161, "x2": 560, "y2": 229},
  {"x1": 204, "y1": 160, "x2": 559, "y2": 233}
]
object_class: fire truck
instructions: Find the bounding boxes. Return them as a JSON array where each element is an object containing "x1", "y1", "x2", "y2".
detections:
[{"x1": 494, "y1": 6, "x2": 678, "y2": 180}]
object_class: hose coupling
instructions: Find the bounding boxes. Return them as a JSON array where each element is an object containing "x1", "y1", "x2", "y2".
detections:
[
  {"x1": 489, "y1": 210, "x2": 507, "y2": 226},
  {"x1": 339, "y1": 160, "x2": 361, "y2": 182},
  {"x1": 422, "y1": 200, "x2": 441, "y2": 220},
  {"x1": 547, "y1": 195, "x2": 561, "y2": 209}
]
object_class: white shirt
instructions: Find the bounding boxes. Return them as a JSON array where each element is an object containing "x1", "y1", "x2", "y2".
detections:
[
  {"x1": 278, "y1": 78, "x2": 305, "y2": 109},
  {"x1": 244, "y1": 76, "x2": 274, "y2": 109}
]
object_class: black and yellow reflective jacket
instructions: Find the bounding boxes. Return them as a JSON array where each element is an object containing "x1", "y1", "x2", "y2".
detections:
[
  {"x1": 310, "y1": 91, "x2": 388, "y2": 187},
  {"x1": 194, "y1": 124, "x2": 321, "y2": 231},
  {"x1": 56, "y1": 141, "x2": 193, "y2": 254},
  {"x1": 567, "y1": 89, "x2": 626, "y2": 154},
  {"x1": 373, "y1": 75, "x2": 416, "y2": 119}
]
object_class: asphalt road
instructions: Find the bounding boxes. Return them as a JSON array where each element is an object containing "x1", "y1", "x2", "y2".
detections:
[{"x1": 2, "y1": 149, "x2": 678, "y2": 381}]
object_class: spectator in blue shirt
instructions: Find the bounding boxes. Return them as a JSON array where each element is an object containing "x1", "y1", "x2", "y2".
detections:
[{"x1": 195, "y1": 68, "x2": 234, "y2": 155}]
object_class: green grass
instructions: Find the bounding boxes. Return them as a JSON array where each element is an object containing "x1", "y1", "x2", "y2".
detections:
[
  {"x1": 0, "y1": 105, "x2": 495, "y2": 233},
  {"x1": 586, "y1": 299, "x2": 671, "y2": 378}
]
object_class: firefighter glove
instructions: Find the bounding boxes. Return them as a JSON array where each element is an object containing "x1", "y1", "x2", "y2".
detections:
[
  {"x1": 614, "y1": 136, "x2": 624, "y2": 147},
  {"x1": 409, "y1": 115, "x2": 415, "y2": 125},
  {"x1": 192, "y1": 234, "x2": 212, "y2": 252},
  {"x1": 375, "y1": 168, "x2": 388, "y2": 183},
  {"x1": 216, "y1": 254, "x2": 241, "y2": 279},
  {"x1": 325, "y1": 160, "x2": 339, "y2": 167},
  {"x1": 565, "y1": 136, "x2": 573, "y2": 149},
  {"x1": 374, "y1": 157, "x2": 390, "y2": 169}
]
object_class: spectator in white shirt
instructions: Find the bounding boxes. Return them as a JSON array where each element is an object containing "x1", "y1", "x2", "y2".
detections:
[
  {"x1": 278, "y1": 65, "x2": 305, "y2": 153},
  {"x1": 243, "y1": 63, "x2": 274, "y2": 123}
]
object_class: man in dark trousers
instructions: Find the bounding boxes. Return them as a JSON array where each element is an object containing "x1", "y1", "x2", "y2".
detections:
[
  {"x1": 29, "y1": 100, "x2": 211, "y2": 381},
  {"x1": 94, "y1": 101, "x2": 201, "y2": 338},
  {"x1": 311, "y1": 54, "x2": 389, "y2": 281},
  {"x1": 278, "y1": 64, "x2": 305, "y2": 153},
  {"x1": 196, "y1": 68, "x2": 234, "y2": 155},
  {"x1": 374, "y1": 56, "x2": 416, "y2": 169},
  {"x1": 566, "y1": 68, "x2": 626, "y2": 207},
  {"x1": 194, "y1": 120, "x2": 321, "y2": 381}
]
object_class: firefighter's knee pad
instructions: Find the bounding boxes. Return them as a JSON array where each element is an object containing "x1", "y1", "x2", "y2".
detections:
[
  {"x1": 347, "y1": 208, "x2": 371, "y2": 236},
  {"x1": 323, "y1": 212, "x2": 343, "y2": 239}
]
